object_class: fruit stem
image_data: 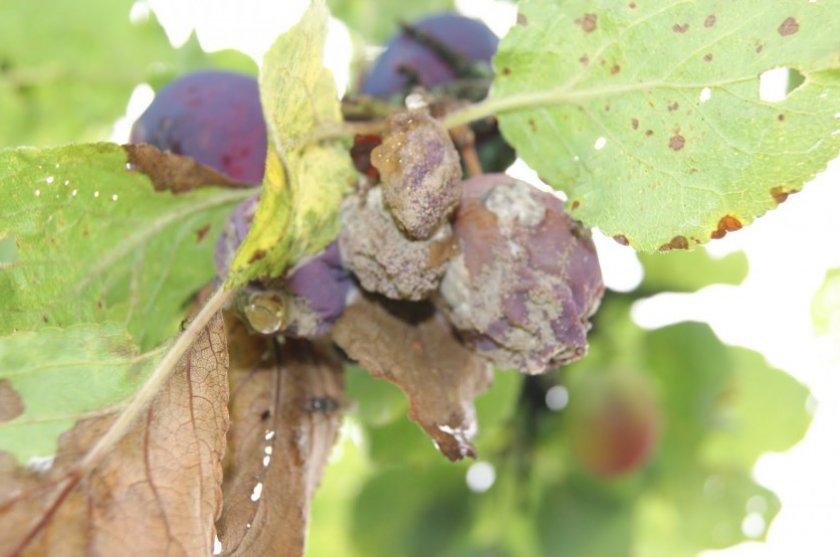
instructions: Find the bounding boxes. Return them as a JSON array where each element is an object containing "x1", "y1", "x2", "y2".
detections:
[{"x1": 78, "y1": 286, "x2": 232, "y2": 472}]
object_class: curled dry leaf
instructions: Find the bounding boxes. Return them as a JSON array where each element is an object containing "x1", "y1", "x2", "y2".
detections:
[
  {"x1": 123, "y1": 143, "x2": 245, "y2": 192},
  {"x1": 0, "y1": 313, "x2": 229, "y2": 557},
  {"x1": 332, "y1": 296, "x2": 493, "y2": 461},
  {"x1": 216, "y1": 315, "x2": 344, "y2": 557}
]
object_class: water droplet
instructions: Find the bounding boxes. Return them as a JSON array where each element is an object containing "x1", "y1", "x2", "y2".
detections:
[
  {"x1": 63, "y1": 179, "x2": 70, "y2": 186},
  {"x1": 699, "y1": 87, "x2": 712, "y2": 103},
  {"x1": 594, "y1": 136, "x2": 607, "y2": 150},
  {"x1": 45, "y1": 176, "x2": 54, "y2": 184},
  {"x1": 111, "y1": 194, "x2": 119, "y2": 202},
  {"x1": 71, "y1": 189, "x2": 78, "y2": 197},
  {"x1": 94, "y1": 191, "x2": 100, "y2": 198},
  {"x1": 34, "y1": 189, "x2": 41, "y2": 197},
  {"x1": 243, "y1": 292, "x2": 286, "y2": 335}
]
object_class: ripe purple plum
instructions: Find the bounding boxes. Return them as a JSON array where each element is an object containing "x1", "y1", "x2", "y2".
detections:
[
  {"x1": 439, "y1": 174, "x2": 604, "y2": 374},
  {"x1": 359, "y1": 13, "x2": 498, "y2": 98},
  {"x1": 131, "y1": 71, "x2": 267, "y2": 184},
  {"x1": 566, "y1": 372, "x2": 661, "y2": 477}
]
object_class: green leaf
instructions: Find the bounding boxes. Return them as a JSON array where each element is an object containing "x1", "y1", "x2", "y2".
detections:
[
  {"x1": 640, "y1": 248, "x2": 748, "y2": 292},
  {"x1": 0, "y1": 143, "x2": 250, "y2": 349},
  {"x1": 328, "y1": 0, "x2": 454, "y2": 43},
  {"x1": 491, "y1": 0, "x2": 840, "y2": 251},
  {"x1": 813, "y1": 268, "x2": 840, "y2": 337},
  {"x1": 346, "y1": 364, "x2": 408, "y2": 426},
  {"x1": 228, "y1": 2, "x2": 354, "y2": 285},
  {"x1": 0, "y1": 324, "x2": 160, "y2": 461}
]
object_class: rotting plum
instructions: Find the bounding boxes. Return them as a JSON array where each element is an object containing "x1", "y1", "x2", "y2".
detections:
[
  {"x1": 359, "y1": 13, "x2": 498, "y2": 99},
  {"x1": 131, "y1": 70, "x2": 267, "y2": 184},
  {"x1": 438, "y1": 174, "x2": 604, "y2": 374},
  {"x1": 214, "y1": 196, "x2": 352, "y2": 337},
  {"x1": 370, "y1": 109, "x2": 462, "y2": 240},
  {"x1": 339, "y1": 187, "x2": 456, "y2": 301},
  {"x1": 566, "y1": 372, "x2": 661, "y2": 477}
]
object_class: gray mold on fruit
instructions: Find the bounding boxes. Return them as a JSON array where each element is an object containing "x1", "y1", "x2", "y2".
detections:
[
  {"x1": 371, "y1": 109, "x2": 462, "y2": 240},
  {"x1": 439, "y1": 174, "x2": 604, "y2": 374},
  {"x1": 339, "y1": 187, "x2": 456, "y2": 301}
]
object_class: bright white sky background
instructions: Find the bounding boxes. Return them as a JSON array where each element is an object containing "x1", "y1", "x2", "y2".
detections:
[{"x1": 115, "y1": 1, "x2": 840, "y2": 555}]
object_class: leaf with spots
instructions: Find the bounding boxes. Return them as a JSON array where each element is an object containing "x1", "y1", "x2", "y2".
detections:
[
  {"x1": 332, "y1": 296, "x2": 493, "y2": 461},
  {"x1": 0, "y1": 313, "x2": 229, "y2": 556},
  {"x1": 0, "y1": 143, "x2": 251, "y2": 349},
  {"x1": 217, "y1": 315, "x2": 344, "y2": 557},
  {"x1": 227, "y1": 3, "x2": 355, "y2": 285},
  {"x1": 476, "y1": 0, "x2": 840, "y2": 251}
]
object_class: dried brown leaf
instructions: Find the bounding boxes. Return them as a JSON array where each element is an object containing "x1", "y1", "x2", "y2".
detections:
[
  {"x1": 0, "y1": 313, "x2": 229, "y2": 557},
  {"x1": 216, "y1": 315, "x2": 344, "y2": 557},
  {"x1": 332, "y1": 296, "x2": 493, "y2": 461},
  {"x1": 124, "y1": 143, "x2": 245, "y2": 192}
]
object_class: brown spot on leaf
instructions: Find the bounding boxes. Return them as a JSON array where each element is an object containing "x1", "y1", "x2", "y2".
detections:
[
  {"x1": 579, "y1": 54, "x2": 590, "y2": 66},
  {"x1": 629, "y1": 2, "x2": 637, "y2": 8},
  {"x1": 777, "y1": 113, "x2": 785, "y2": 121},
  {"x1": 501, "y1": 67, "x2": 511, "y2": 76},
  {"x1": 645, "y1": 129, "x2": 654, "y2": 137},
  {"x1": 703, "y1": 53, "x2": 714, "y2": 62},
  {"x1": 631, "y1": 118, "x2": 639, "y2": 130},
  {"x1": 711, "y1": 215, "x2": 742, "y2": 239},
  {"x1": 195, "y1": 224, "x2": 210, "y2": 242},
  {"x1": 611, "y1": 64, "x2": 621, "y2": 74},
  {"x1": 576, "y1": 13, "x2": 598, "y2": 33},
  {"x1": 778, "y1": 17, "x2": 799, "y2": 36},
  {"x1": 516, "y1": 12, "x2": 528, "y2": 26},
  {"x1": 771, "y1": 186, "x2": 798, "y2": 204},
  {"x1": 604, "y1": 104, "x2": 611, "y2": 112},
  {"x1": 248, "y1": 249, "x2": 267, "y2": 263},
  {"x1": 571, "y1": 200, "x2": 580, "y2": 210},
  {"x1": 528, "y1": 118, "x2": 537, "y2": 132},
  {"x1": 613, "y1": 234, "x2": 630, "y2": 246},
  {"x1": 704, "y1": 14, "x2": 716, "y2": 27},
  {"x1": 669, "y1": 134, "x2": 686, "y2": 151},
  {"x1": 123, "y1": 144, "x2": 242, "y2": 193},
  {"x1": 659, "y1": 236, "x2": 689, "y2": 251},
  {"x1": 756, "y1": 42, "x2": 764, "y2": 53},
  {"x1": 0, "y1": 379, "x2": 24, "y2": 422},
  {"x1": 672, "y1": 23, "x2": 689, "y2": 33},
  {"x1": 668, "y1": 101, "x2": 679, "y2": 112}
]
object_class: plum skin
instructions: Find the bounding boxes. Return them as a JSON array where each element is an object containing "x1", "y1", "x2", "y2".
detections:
[
  {"x1": 439, "y1": 174, "x2": 604, "y2": 374},
  {"x1": 131, "y1": 70, "x2": 267, "y2": 184},
  {"x1": 359, "y1": 13, "x2": 498, "y2": 98}
]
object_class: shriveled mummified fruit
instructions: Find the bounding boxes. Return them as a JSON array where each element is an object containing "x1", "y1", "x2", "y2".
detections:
[
  {"x1": 439, "y1": 174, "x2": 604, "y2": 374},
  {"x1": 370, "y1": 109, "x2": 462, "y2": 240},
  {"x1": 215, "y1": 196, "x2": 352, "y2": 337},
  {"x1": 339, "y1": 187, "x2": 456, "y2": 301}
]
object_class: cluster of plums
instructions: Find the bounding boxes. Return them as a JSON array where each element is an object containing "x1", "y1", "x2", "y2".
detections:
[{"x1": 127, "y1": 11, "x2": 664, "y2": 476}]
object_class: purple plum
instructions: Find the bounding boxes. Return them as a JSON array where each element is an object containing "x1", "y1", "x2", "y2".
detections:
[{"x1": 131, "y1": 71, "x2": 267, "y2": 184}]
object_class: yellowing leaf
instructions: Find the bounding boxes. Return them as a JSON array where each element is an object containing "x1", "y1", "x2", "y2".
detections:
[
  {"x1": 491, "y1": 0, "x2": 840, "y2": 251},
  {"x1": 229, "y1": 2, "x2": 354, "y2": 284}
]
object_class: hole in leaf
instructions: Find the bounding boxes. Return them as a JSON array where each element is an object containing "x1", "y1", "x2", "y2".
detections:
[
  {"x1": 759, "y1": 67, "x2": 804, "y2": 102},
  {"x1": 0, "y1": 234, "x2": 18, "y2": 268}
]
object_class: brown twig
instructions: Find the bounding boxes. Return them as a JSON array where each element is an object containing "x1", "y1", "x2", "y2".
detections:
[{"x1": 450, "y1": 124, "x2": 483, "y2": 177}]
